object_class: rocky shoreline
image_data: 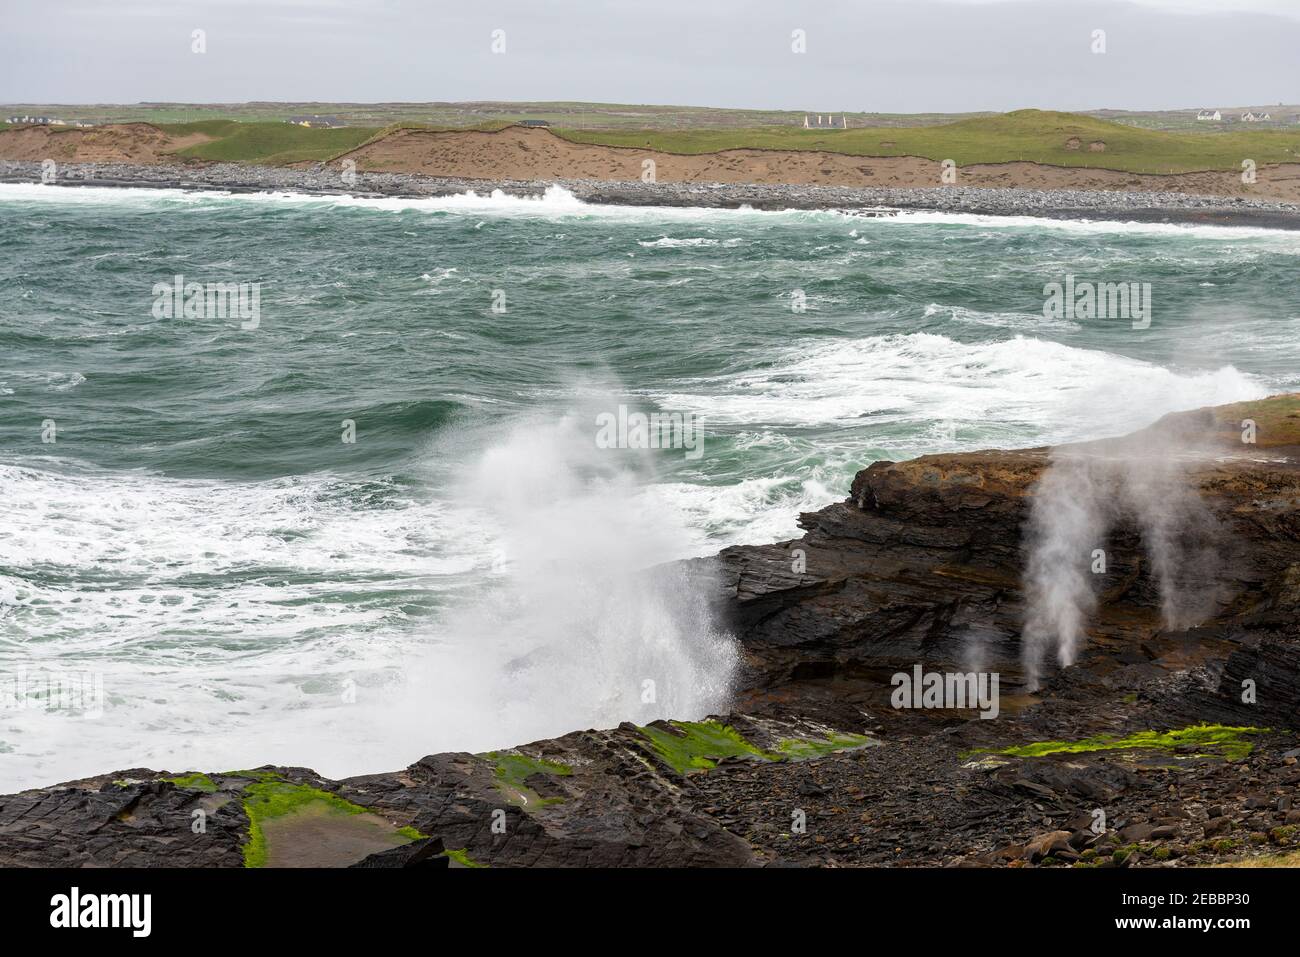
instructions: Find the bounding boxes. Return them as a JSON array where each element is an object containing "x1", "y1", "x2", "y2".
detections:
[
  {"x1": 3, "y1": 395, "x2": 1299, "y2": 868},
  {"x1": 4, "y1": 159, "x2": 1300, "y2": 229}
]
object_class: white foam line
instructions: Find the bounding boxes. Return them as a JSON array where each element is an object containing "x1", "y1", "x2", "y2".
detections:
[
  {"x1": 6, "y1": 181, "x2": 1296, "y2": 237},
  {"x1": 868, "y1": 207, "x2": 1300, "y2": 240}
]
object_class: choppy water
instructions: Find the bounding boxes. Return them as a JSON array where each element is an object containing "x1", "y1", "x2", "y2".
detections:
[{"x1": 2, "y1": 182, "x2": 1297, "y2": 790}]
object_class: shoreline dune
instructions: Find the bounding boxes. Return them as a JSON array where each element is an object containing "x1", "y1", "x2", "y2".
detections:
[
  {"x1": 343, "y1": 126, "x2": 1300, "y2": 203},
  {"x1": 3, "y1": 121, "x2": 1300, "y2": 206}
]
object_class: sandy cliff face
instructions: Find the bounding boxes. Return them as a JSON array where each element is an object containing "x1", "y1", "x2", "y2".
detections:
[
  {"x1": 0, "y1": 124, "x2": 212, "y2": 164},
  {"x1": 341, "y1": 126, "x2": 1300, "y2": 202},
  {"x1": 2, "y1": 396, "x2": 1298, "y2": 868},
  {"x1": 4, "y1": 122, "x2": 1299, "y2": 201}
]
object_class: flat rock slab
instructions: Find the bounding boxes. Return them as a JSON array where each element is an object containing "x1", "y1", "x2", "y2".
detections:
[{"x1": 260, "y1": 802, "x2": 415, "y2": 868}]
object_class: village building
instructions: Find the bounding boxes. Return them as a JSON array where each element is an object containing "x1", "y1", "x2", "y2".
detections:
[
  {"x1": 285, "y1": 115, "x2": 344, "y2": 128},
  {"x1": 803, "y1": 113, "x2": 848, "y2": 129},
  {"x1": 5, "y1": 114, "x2": 66, "y2": 125}
]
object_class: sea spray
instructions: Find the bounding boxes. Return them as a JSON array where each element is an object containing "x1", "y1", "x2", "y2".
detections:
[
  {"x1": 1020, "y1": 419, "x2": 1228, "y2": 689},
  {"x1": 1021, "y1": 452, "x2": 1115, "y2": 689},
  {"x1": 391, "y1": 404, "x2": 739, "y2": 753},
  {"x1": 1114, "y1": 435, "x2": 1224, "y2": 632}
]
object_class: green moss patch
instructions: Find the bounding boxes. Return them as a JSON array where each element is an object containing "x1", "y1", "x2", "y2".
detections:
[
  {"x1": 220, "y1": 768, "x2": 285, "y2": 784},
  {"x1": 484, "y1": 751, "x2": 573, "y2": 809},
  {"x1": 240, "y1": 781, "x2": 412, "y2": 868},
  {"x1": 443, "y1": 847, "x2": 485, "y2": 868},
  {"x1": 638, "y1": 720, "x2": 772, "y2": 774},
  {"x1": 638, "y1": 720, "x2": 874, "y2": 774},
  {"x1": 774, "y1": 732, "x2": 875, "y2": 760},
  {"x1": 981, "y1": 724, "x2": 1267, "y2": 762},
  {"x1": 163, "y1": 773, "x2": 218, "y2": 792}
]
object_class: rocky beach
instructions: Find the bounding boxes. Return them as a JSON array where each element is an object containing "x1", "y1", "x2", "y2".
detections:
[
  {"x1": 4, "y1": 394, "x2": 1298, "y2": 869},
  {"x1": 4, "y1": 158, "x2": 1300, "y2": 229}
]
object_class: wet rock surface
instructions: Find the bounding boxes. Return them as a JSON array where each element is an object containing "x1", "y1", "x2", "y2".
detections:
[
  {"x1": 3, "y1": 159, "x2": 1299, "y2": 228},
  {"x1": 2, "y1": 399, "x2": 1298, "y2": 868}
]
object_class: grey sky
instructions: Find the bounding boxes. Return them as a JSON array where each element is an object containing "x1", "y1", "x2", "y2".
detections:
[{"x1": 2, "y1": 0, "x2": 1297, "y2": 111}]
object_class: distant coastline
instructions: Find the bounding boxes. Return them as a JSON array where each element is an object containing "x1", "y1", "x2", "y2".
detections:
[{"x1": 4, "y1": 159, "x2": 1300, "y2": 230}]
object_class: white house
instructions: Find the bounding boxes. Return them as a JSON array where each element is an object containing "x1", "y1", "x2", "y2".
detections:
[
  {"x1": 1196, "y1": 109, "x2": 1221, "y2": 121},
  {"x1": 1240, "y1": 111, "x2": 1270, "y2": 122},
  {"x1": 803, "y1": 114, "x2": 848, "y2": 130}
]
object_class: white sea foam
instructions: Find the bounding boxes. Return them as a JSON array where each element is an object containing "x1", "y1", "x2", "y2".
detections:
[
  {"x1": 0, "y1": 461, "x2": 492, "y2": 788},
  {"x1": 6, "y1": 182, "x2": 1296, "y2": 239},
  {"x1": 638, "y1": 236, "x2": 720, "y2": 247},
  {"x1": 656, "y1": 333, "x2": 1269, "y2": 440},
  {"x1": 870, "y1": 208, "x2": 1300, "y2": 241},
  {"x1": 0, "y1": 408, "x2": 740, "y2": 789},
  {"x1": 637, "y1": 333, "x2": 1271, "y2": 549},
  {"x1": 0, "y1": 464, "x2": 475, "y2": 582}
]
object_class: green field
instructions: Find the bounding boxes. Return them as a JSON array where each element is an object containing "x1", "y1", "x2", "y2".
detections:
[
  {"x1": 6, "y1": 99, "x2": 1299, "y2": 133},
  {"x1": 6, "y1": 109, "x2": 1300, "y2": 175},
  {"x1": 0, "y1": 101, "x2": 988, "y2": 131},
  {"x1": 559, "y1": 111, "x2": 1300, "y2": 174},
  {"x1": 163, "y1": 120, "x2": 379, "y2": 164}
]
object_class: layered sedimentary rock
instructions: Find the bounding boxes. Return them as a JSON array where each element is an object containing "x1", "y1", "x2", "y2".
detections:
[{"x1": 3, "y1": 395, "x2": 1298, "y2": 868}]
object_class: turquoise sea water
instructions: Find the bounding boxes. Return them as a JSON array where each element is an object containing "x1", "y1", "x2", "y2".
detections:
[{"x1": 2, "y1": 182, "x2": 1298, "y2": 788}]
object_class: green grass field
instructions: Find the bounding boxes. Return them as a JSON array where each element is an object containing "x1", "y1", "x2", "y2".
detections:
[
  {"x1": 6, "y1": 109, "x2": 1300, "y2": 175},
  {"x1": 162, "y1": 120, "x2": 379, "y2": 164},
  {"x1": 557, "y1": 110, "x2": 1300, "y2": 174},
  {"x1": 6, "y1": 100, "x2": 1298, "y2": 132},
  {"x1": 0, "y1": 101, "x2": 988, "y2": 131}
]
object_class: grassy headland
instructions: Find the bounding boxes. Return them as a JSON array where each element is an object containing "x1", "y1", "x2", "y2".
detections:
[
  {"x1": 4, "y1": 109, "x2": 1299, "y2": 179},
  {"x1": 558, "y1": 110, "x2": 1300, "y2": 173},
  {"x1": 172, "y1": 110, "x2": 1300, "y2": 174},
  {"x1": 164, "y1": 120, "x2": 378, "y2": 164}
]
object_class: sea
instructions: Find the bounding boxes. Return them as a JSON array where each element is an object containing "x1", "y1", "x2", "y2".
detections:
[{"x1": 1, "y1": 181, "x2": 1297, "y2": 790}]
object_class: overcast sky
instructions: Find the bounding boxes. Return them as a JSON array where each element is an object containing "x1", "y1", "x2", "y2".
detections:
[{"x1": 2, "y1": 0, "x2": 1297, "y2": 111}]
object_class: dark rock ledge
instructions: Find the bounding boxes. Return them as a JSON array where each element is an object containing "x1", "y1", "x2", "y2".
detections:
[{"x1": 3, "y1": 395, "x2": 1300, "y2": 868}]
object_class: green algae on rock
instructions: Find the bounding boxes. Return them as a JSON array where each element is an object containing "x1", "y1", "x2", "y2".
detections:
[
  {"x1": 442, "y1": 847, "x2": 486, "y2": 868},
  {"x1": 240, "y1": 780, "x2": 415, "y2": 868},
  {"x1": 162, "y1": 773, "x2": 218, "y2": 793},
  {"x1": 638, "y1": 720, "x2": 876, "y2": 774},
  {"x1": 221, "y1": 768, "x2": 287, "y2": 784},
  {"x1": 774, "y1": 732, "x2": 876, "y2": 761},
  {"x1": 979, "y1": 724, "x2": 1267, "y2": 762},
  {"x1": 484, "y1": 751, "x2": 573, "y2": 809},
  {"x1": 638, "y1": 720, "x2": 770, "y2": 773}
]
